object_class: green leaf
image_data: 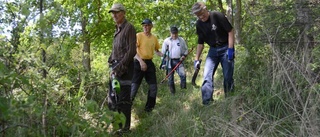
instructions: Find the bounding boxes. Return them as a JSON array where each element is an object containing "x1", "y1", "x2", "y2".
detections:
[
  {"x1": 21, "y1": 5, "x2": 31, "y2": 16},
  {"x1": 0, "y1": 97, "x2": 10, "y2": 120},
  {"x1": 85, "y1": 100, "x2": 98, "y2": 113}
]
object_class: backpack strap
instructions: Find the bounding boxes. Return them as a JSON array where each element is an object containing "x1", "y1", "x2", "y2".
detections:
[
  {"x1": 197, "y1": 11, "x2": 221, "y2": 46},
  {"x1": 210, "y1": 11, "x2": 222, "y2": 44}
]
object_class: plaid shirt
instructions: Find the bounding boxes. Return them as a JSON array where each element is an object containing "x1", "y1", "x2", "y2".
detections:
[{"x1": 109, "y1": 19, "x2": 136, "y2": 77}]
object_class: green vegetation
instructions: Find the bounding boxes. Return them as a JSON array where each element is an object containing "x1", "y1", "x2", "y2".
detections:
[{"x1": 1, "y1": 0, "x2": 319, "y2": 136}]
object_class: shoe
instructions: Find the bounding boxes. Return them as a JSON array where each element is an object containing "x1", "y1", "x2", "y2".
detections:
[
  {"x1": 144, "y1": 108, "x2": 153, "y2": 112},
  {"x1": 113, "y1": 128, "x2": 131, "y2": 136},
  {"x1": 169, "y1": 84, "x2": 176, "y2": 94},
  {"x1": 202, "y1": 98, "x2": 214, "y2": 105}
]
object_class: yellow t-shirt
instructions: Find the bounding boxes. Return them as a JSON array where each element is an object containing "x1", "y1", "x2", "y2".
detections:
[{"x1": 136, "y1": 32, "x2": 160, "y2": 59}]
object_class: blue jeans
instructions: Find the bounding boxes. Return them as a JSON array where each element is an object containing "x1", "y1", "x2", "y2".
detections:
[
  {"x1": 201, "y1": 44, "x2": 234, "y2": 104},
  {"x1": 167, "y1": 59, "x2": 187, "y2": 89}
]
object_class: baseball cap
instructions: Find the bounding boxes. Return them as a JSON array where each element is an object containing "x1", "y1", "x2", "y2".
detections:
[
  {"x1": 108, "y1": 3, "x2": 126, "y2": 13},
  {"x1": 170, "y1": 27, "x2": 178, "y2": 33},
  {"x1": 141, "y1": 19, "x2": 153, "y2": 25},
  {"x1": 191, "y1": 2, "x2": 206, "y2": 14}
]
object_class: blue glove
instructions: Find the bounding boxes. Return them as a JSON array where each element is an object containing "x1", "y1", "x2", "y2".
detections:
[
  {"x1": 227, "y1": 48, "x2": 235, "y2": 61},
  {"x1": 194, "y1": 60, "x2": 200, "y2": 69}
]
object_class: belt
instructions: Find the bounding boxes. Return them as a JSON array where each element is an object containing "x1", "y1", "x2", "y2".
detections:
[
  {"x1": 142, "y1": 59, "x2": 152, "y2": 61},
  {"x1": 134, "y1": 59, "x2": 152, "y2": 62},
  {"x1": 212, "y1": 42, "x2": 228, "y2": 47},
  {"x1": 171, "y1": 58, "x2": 180, "y2": 60}
]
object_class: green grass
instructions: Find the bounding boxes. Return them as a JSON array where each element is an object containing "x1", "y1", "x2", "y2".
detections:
[
  {"x1": 118, "y1": 46, "x2": 320, "y2": 137},
  {"x1": 2, "y1": 45, "x2": 319, "y2": 137}
]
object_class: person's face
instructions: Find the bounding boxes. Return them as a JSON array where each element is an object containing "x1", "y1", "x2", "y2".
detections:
[
  {"x1": 171, "y1": 32, "x2": 178, "y2": 39},
  {"x1": 111, "y1": 11, "x2": 125, "y2": 24},
  {"x1": 142, "y1": 24, "x2": 152, "y2": 33},
  {"x1": 195, "y1": 9, "x2": 209, "y2": 22}
]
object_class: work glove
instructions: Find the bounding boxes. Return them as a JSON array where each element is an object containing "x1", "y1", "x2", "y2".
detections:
[
  {"x1": 160, "y1": 60, "x2": 166, "y2": 70},
  {"x1": 227, "y1": 48, "x2": 235, "y2": 61},
  {"x1": 194, "y1": 60, "x2": 201, "y2": 69},
  {"x1": 161, "y1": 65, "x2": 166, "y2": 69}
]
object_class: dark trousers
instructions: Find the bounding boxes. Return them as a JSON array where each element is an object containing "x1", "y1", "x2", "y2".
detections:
[
  {"x1": 131, "y1": 60, "x2": 158, "y2": 111},
  {"x1": 108, "y1": 84, "x2": 132, "y2": 130},
  {"x1": 108, "y1": 61, "x2": 133, "y2": 130}
]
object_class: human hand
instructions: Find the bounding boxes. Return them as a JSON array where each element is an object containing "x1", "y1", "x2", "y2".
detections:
[
  {"x1": 194, "y1": 60, "x2": 201, "y2": 69},
  {"x1": 180, "y1": 56, "x2": 186, "y2": 61},
  {"x1": 140, "y1": 61, "x2": 147, "y2": 71},
  {"x1": 110, "y1": 71, "x2": 116, "y2": 78},
  {"x1": 161, "y1": 64, "x2": 166, "y2": 70},
  {"x1": 227, "y1": 48, "x2": 235, "y2": 61}
]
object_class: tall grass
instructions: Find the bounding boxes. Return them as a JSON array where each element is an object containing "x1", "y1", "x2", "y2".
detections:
[
  {"x1": 1, "y1": 44, "x2": 318, "y2": 136},
  {"x1": 126, "y1": 45, "x2": 319, "y2": 137}
]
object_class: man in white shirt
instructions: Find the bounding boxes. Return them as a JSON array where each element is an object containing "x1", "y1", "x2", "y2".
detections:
[{"x1": 161, "y1": 27, "x2": 188, "y2": 95}]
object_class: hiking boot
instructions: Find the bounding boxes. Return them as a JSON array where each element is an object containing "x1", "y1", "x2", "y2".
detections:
[{"x1": 169, "y1": 84, "x2": 176, "y2": 95}]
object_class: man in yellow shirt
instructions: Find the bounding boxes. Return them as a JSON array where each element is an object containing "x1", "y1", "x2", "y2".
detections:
[{"x1": 131, "y1": 19, "x2": 163, "y2": 112}]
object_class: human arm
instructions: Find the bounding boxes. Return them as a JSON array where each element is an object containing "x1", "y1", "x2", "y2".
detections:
[
  {"x1": 134, "y1": 33, "x2": 147, "y2": 71},
  {"x1": 195, "y1": 44, "x2": 204, "y2": 61},
  {"x1": 180, "y1": 38, "x2": 188, "y2": 60},
  {"x1": 134, "y1": 54, "x2": 147, "y2": 71},
  {"x1": 194, "y1": 44, "x2": 204, "y2": 69},
  {"x1": 155, "y1": 37, "x2": 163, "y2": 57},
  {"x1": 228, "y1": 29, "x2": 234, "y2": 49},
  {"x1": 217, "y1": 12, "x2": 235, "y2": 61},
  {"x1": 112, "y1": 24, "x2": 137, "y2": 77},
  {"x1": 161, "y1": 39, "x2": 168, "y2": 54},
  {"x1": 227, "y1": 29, "x2": 235, "y2": 60},
  {"x1": 155, "y1": 50, "x2": 163, "y2": 57},
  {"x1": 160, "y1": 39, "x2": 169, "y2": 69},
  {"x1": 161, "y1": 39, "x2": 169, "y2": 58},
  {"x1": 194, "y1": 22, "x2": 205, "y2": 61}
]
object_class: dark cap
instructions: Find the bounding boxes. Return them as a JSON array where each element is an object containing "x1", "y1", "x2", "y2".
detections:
[
  {"x1": 108, "y1": 3, "x2": 126, "y2": 13},
  {"x1": 170, "y1": 27, "x2": 178, "y2": 33},
  {"x1": 141, "y1": 19, "x2": 153, "y2": 25}
]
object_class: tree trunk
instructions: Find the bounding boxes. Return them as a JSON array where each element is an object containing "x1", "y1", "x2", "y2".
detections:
[
  {"x1": 81, "y1": 12, "x2": 91, "y2": 71},
  {"x1": 295, "y1": 0, "x2": 319, "y2": 136},
  {"x1": 218, "y1": 0, "x2": 225, "y2": 13},
  {"x1": 208, "y1": 0, "x2": 225, "y2": 13},
  {"x1": 226, "y1": 0, "x2": 233, "y2": 23},
  {"x1": 295, "y1": 0, "x2": 315, "y2": 81},
  {"x1": 39, "y1": 0, "x2": 47, "y2": 136},
  {"x1": 207, "y1": 0, "x2": 232, "y2": 23},
  {"x1": 234, "y1": 0, "x2": 242, "y2": 44}
]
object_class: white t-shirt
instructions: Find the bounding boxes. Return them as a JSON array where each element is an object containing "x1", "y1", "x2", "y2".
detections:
[
  {"x1": 170, "y1": 39, "x2": 181, "y2": 59},
  {"x1": 161, "y1": 37, "x2": 188, "y2": 68}
]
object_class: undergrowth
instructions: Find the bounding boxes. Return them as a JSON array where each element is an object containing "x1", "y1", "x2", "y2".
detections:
[{"x1": 1, "y1": 45, "x2": 319, "y2": 136}]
